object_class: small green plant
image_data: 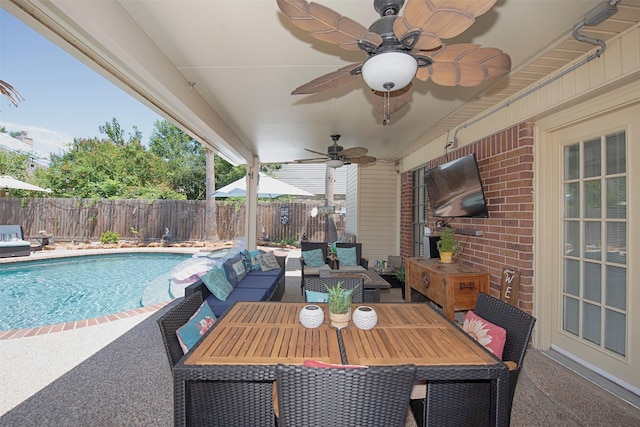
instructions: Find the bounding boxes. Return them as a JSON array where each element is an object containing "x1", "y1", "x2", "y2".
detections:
[
  {"x1": 393, "y1": 265, "x2": 406, "y2": 283},
  {"x1": 436, "y1": 226, "x2": 464, "y2": 258},
  {"x1": 100, "y1": 231, "x2": 120, "y2": 244},
  {"x1": 130, "y1": 226, "x2": 145, "y2": 243},
  {"x1": 325, "y1": 280, "x2": 357, "y2": 314},
  {"x1": 328, "y1": 242, "x2": 337, "y2": 256}
]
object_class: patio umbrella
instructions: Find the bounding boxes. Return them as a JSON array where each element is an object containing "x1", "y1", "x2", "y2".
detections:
[
  {"x1": 0, "y1": 175, "x2": 51, "y2": 193},
  {"x1": 212, "y1": 172, "x2": 314, "y2": 198}
]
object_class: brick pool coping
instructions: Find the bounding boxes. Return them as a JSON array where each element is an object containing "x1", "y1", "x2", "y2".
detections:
[{"x1": 0, "y1": 301, "x2": 171, "y2": 340}]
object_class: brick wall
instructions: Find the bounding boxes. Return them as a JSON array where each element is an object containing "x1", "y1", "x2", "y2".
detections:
[
  {"x1": 400, "y1": 123, "x2": 534, "y2": 312},
  {"x1": 400, "y1": 171, "x2": 413, "y2": 261}
]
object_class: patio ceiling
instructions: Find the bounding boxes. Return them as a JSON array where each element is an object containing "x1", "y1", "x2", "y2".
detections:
[{"x1": 4, "y1": 0, "x2": 640, "y2": 167}]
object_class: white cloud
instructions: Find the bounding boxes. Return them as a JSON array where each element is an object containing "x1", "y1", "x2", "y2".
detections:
[{"x1": 0, "y1": 121, "x2": 72, "y2": 158}]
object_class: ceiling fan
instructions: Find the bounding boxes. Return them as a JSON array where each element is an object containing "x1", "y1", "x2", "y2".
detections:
[
  {"x1": 277, "y1": 0, "x2": 511, "y2": 124},
  {"x1": 295, "y1": 134, "x2": 376, "y2": 168}
]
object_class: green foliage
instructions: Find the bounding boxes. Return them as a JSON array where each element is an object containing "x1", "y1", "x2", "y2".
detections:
[
  {"x1": 36, "y1": 118, "x2": 184, "y2": 199},
  {"x1": 436, "y1": 227, "x2": 463, "y2": 257},
  {"x1": 0, "y1": 150, "x2": 48, "y2": 198},
  {"x1": 0, "y1": 127, "x2": 24, "y2": 139},
  {"x1": 393, "y1": 265, "x2": 405, "y2": 283},
  {"x1": 100, "y1": 231, "x2": 120, "y2": 244},
  {"x1": 149, "y1": 120, "x2": 207, "y2": 199},
  {"x1": 325, "y1": 281, "x2": 357, "y2": 314},
  {"x1": 131, "y1": 226, "x2": 145, "y2": 242}
]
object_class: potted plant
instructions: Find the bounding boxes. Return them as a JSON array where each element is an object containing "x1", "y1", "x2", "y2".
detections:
[
  {"x1": 326, "y1": 280, "x2": 356, "y2": 329},
  {"x1": 436, "y1": 226, "x2": 459, "y2": 263}
]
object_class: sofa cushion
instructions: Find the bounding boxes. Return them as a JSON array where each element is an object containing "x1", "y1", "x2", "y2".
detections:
[
  {"x1": 302, "y1": 249, "x2": 326, "y2": 267},
  {"x1": 201, "y1": 266, "x2": 234, "y2": 301},
  {"x1": 256, "y1": 251, "x2": 280, "y2": 271},
  {"x1": 249, "y1": 250, "x2": 262, "y2": 271},
  {"x1": 176, "y1": 301, "x2": 217, "y2": 354},
  {"x1": 240, "y1": 250, "x2": 253, "y2": 272},
  {"x1": 304, "y1": 264, "x2": 332, "y2": 276},
  {"x1": 305, "y1": 290, "x2": 328, "y2": 303},
  {"x1": 463, "y1": 310, "x2": 507, "y2": 359},
  {"x1": 223, "y1": 254, "x2": 244, "y2": 286},
  {"x1": 336, "y1": 246, "x2": 357, "y2": 266},
  {"x1": 234, "y1": 275, "x2": 279, "y2": 296},
  {"x1": 205, "y1": 287, "x2": 271, "y2": 317}
]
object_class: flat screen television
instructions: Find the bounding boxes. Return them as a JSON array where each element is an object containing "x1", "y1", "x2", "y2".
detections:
[{"x1": 424, "y1": 153, "x2": 489, "y2": 218}]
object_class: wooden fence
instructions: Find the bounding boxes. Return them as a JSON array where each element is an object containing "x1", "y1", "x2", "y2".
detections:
[{"x1": 0, "y1": 198, "x2": 345, "y2": 244}]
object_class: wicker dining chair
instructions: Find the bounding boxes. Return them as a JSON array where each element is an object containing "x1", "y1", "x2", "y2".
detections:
[
  {"x1": 303, "y1": 277, "x2": 364, "y2": 303},
  {"x1": 275, "y1": 364, "x2": 416, "y2": 427},
  {"x1": 157, "y1": 292, "x2": 275, "y2": 426},
  {"x1": 410, "y1": 292, "x2": 537, "y2": 427}
]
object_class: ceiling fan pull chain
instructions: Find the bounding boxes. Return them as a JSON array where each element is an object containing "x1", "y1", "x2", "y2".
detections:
[{"x1": 383, "y1": 90, "x2": 391, "y2": 126}]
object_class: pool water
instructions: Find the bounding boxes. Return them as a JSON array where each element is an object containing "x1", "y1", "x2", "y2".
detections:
[{"x1": 0, "y1": 253, "x2": 191, "y2": 331}]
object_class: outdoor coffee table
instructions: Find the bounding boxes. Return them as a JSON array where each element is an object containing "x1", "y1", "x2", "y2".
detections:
[
  {"x1": 319, "y1": 269, "x2": 391, "y2": 302},
  {"x1": 173, "y1": 301, "x2": 509, "y2": 427}
]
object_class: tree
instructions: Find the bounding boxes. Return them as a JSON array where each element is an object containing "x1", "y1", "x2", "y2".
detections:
[
  {"x1": 149, "y1": 120, "x2": 207, "y2": 199},
  {"x1": 37, "y1": 118, "x2": 182, "y2": 199}
]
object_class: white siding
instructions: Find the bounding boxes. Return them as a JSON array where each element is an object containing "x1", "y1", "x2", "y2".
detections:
[
  {"x1": 349, "y1": 163, "x2": 399, "y2": 262},
  {"x1": 345, "y1": 164, "x2": 358, "y2": 235},
  {"x1": 273, "y1": 164, "x2": 346, "y2": 196}
]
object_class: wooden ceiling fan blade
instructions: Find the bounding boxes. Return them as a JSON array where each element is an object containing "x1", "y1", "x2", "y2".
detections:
[
  {"x1": 350, "y1": 155, "x2": 377, "y2": 166},
  {"x1": 370, "y1": 83, "x2": 413, "y2": 115},
  {"x1": 416, "y1": 44, "x2": 510, "y2": 87},
  {"x1": 277, "y1": 0, "x2": 382, "y2": 51},
  {"x1": 394, "y1": 0, "x2": 498, "y2": 51},
  {"x1": 304, "y1": 148, "x2": 330, "y2": 157},
  {"x1": 341, "y1": 146, "x2": 368, "y2": 158},
  {"x1": 291, "y1": 63, "x2": 362, "y2": 95},
  {"x1": 295, "y1": 157, "x2": 327, "y2": 163}
]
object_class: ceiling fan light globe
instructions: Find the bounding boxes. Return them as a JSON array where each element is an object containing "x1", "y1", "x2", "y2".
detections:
[
  {"x1": 361, "y1": 52, "x2": 417, "y2": 92},
  {"x1": 326, "y1": 159, "x2": 345, "y2": 168}
]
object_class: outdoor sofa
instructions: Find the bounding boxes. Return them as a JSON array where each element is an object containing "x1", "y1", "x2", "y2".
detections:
[
  {"x1": 0, "y1": 225, "x2": 31, "y2": 258},
  {"x1": 185, "y1": 250, "x2": 286, "y2": 317}
]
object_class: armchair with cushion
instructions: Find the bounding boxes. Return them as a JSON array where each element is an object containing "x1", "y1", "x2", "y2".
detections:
[
  {"x1": 410, "y1": 292, "x2": 537, "y2": 427},
  {"x1": 299, "y1": 241, "x2": 331, "y2": 294},
  {"x1": 303, "y1": 277, "x2": 364, "y2": 304},
  {"x1": 157, "y1": 292, "x2": 275, "y2": 426},
  {"x1": 335, "y1": 242, "x2": 368, "y2": 271}
]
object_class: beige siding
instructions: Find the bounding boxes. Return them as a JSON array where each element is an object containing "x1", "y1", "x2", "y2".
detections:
[
  {"x1": 351, "y1": 163, "x2": 399, "y2": 262},
  {"x1": 345, "y1": 164, "x2": 358, "y2": 235},
  {"x1": 401, "y1": 25, "x2": 640, "y2": 172}
]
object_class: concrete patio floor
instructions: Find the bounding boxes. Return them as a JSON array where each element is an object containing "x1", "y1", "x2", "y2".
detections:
[{"x1": 1, "y1": 247, "x2": 639, "y2": 426}]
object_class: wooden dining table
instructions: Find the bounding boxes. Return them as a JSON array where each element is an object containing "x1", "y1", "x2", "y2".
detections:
[{"x1": 173, "y1": 301, "x2": 509, "y2": 426}]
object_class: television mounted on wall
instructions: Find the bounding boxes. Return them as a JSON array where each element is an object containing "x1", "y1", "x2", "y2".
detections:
[{"x1": 424, "y1": 153, "x2": 489, "y2": 218}]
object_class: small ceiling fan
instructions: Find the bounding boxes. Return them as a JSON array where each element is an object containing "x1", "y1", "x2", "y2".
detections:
[
  {"x1": 277, "y1": 0, "x2": 511, "y2": 124},
  {"x1": 295, "y1": 134, "x2": 376, "y2": 168}
]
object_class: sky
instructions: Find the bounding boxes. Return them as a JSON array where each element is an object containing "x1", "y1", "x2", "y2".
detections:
[{"x1": 0, "y1": 9, "x2": 163, "y2": 157}]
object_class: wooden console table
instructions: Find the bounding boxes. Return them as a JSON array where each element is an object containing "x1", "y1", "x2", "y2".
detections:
[{"x1": 404, "y1": 257, "x2": 489, "y2": 321}]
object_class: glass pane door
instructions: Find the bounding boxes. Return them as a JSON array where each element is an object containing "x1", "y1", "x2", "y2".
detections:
[{"x1": 562, "y1": 131, "x2": 627, "y2": 357}]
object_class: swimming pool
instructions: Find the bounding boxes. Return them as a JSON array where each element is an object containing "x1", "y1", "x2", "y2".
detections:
[{"x1": 0, "y1": 252, "x2": 192, "y2": 331}]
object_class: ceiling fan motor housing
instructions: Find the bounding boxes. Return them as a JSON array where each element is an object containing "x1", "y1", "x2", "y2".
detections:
[{"x1": 374, "y1": 0, "x2": 404, "y2": 16}]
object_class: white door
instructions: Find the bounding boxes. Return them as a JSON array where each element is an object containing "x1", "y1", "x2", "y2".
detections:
[{"x1": 546, "y1": 104, "x2": 639, "y2": 392}]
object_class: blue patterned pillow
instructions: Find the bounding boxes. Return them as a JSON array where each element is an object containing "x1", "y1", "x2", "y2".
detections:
[
  {"x1": 249, "y1": 250, "x2": 261, "y2": 271},
  {"x1": 302, "y1": 249, "x2": 326, "y2": 267},
  {"x1": 240, "y1": 250, "x2": 252, "y2": 272},
  {"x1": 223, "y1": 254, "x2": 243, "y2": 286},
  {"x1": 175, "y1": 301, "x2": 217, "y2": 354},
  {"x1": 201, "y1": 266, "x2": 234, "y2": 301},
  {"x1": 336, "y1": 247, "x2": 357, "y2": 266}
]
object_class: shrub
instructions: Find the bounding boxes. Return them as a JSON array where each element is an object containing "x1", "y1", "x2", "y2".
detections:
[{"x1": 100, "y1": 231, "x2": 120, "y2": 244}]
